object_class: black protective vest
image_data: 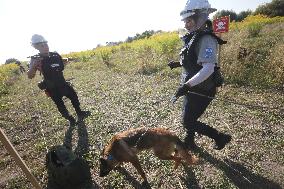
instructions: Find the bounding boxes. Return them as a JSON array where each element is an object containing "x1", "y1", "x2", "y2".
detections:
[
  {"x1": 39, "y1": 52, "x2": 66, "y2": 89},
  {"x1": 180, "y1": 30, "x2": 226, "y2": 91}
]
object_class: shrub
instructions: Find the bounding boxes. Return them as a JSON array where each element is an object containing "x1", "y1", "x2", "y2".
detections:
[
  {"x1": 230, "y1": 15, "x2": 284, "y2": 31},
  {"x1": 247, "y1": 23, "x2": 263, "y2": 37},
  {"x1": 95, "y1": 46, "x2": 118, "y2": 67},
  {"x1": 0, "y1": 63, "x2": 20, "y2": 95},
  {"x1": 254, "y1": 0, "x2": 284, "y2": 17},
  {"x1": 213, "y1": 10, "x2": 238, "y2": 21},
  {"x1": 222, "y1": 17, "x2": 283, "y2": 88},
  {"x1": 236, "y1": 10, "x2": 253, "y2": 22}
]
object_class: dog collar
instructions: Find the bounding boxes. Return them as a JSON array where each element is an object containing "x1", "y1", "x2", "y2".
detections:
[{"x1": 107, "y1": 154, "x2": 114, "y2": 160}]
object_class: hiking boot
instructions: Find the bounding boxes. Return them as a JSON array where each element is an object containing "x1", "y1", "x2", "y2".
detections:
[
  {"x1": 213, "y1": 133, "x2": 232, "y2": 150},
  {"x1": 77, "y1": 110, "x2": 91, "y2": 120}
]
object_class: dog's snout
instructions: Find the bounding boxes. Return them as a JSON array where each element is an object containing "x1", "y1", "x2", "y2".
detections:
[{"x1": 99, "y1": 170, "x2": 109, "y2": 177}]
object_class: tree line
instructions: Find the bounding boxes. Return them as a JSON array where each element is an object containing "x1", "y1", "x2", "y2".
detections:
[
  {"x1": 213, "y1": 0, "x2": 283, "y2": 21},
  {"x1": 119, "y1": 0, "x2": 283, "y2": 44}
]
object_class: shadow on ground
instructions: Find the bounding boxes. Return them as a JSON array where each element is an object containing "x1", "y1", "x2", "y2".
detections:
[
  {"x1": 181, "y1": 147, "x2": 282, "y2": 189},
  {"x1": 116, "y1": 167, "x2": 146, "y2": 189}
]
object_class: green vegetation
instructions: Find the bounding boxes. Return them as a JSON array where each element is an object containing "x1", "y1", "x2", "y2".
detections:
[
  {"x1": 213, "y1": 10, "x2": 239, "y2": 21},
  {"x1": 225, "y1": 15, "x2": 284, "y2": 88},
  {"x1": 254, "y1": 0, "x2": 284, "y2": 17},
  {"x1": 213, "y1": 0, "x2": 283, "y2": 21},
  {"x1": 0, "y1": 15, "x2": 283, "y2": 188},
  {"x1": 0, "y1": 63, "x2": 21, "y2": 95}
]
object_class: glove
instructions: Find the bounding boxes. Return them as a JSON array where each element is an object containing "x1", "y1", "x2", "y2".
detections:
[
  {"x1": 167, "y1": 61, "x2": 181, "y2": 69},
  {"x1": 171, "y1": 84, "x2": 191, "y2": 103}
]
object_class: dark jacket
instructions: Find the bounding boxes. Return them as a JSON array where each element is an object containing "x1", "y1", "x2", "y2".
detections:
[
  {"x1": 180, "y1": 30, "x2": 226, "y2": 93},
  {"x1": 40, "y1": 52, "x2": 67, "y2": 90}
]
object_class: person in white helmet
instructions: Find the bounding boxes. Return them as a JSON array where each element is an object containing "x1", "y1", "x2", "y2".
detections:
[
  {"x1": 168, "y1": 0, "x2": 231, "y2": 150},
  {"x1": 27, "y1": 34, "x2": 90, "y2": 125}
]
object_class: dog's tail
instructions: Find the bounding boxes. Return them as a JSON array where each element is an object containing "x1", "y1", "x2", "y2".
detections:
[{"x1": 175, "y1": 137, "x2": 198, "y2": 165}]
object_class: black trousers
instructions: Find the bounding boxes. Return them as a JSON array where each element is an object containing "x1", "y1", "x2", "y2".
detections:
[
  {"x1": 49, "y1": 84, "x2": 81, "y2": 119},
  {"x1": 182, "y1": 88, "x2": 220, "y2": 140}
]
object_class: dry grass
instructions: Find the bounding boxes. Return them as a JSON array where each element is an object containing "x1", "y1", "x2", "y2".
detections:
[{"x1": 0, "y1": 62, "x2": 283, "y2": 188}]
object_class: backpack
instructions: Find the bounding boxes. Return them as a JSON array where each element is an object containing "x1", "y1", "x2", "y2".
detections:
[{"x1": 46, "y1": 145, "x2": 91, "y2": 189}]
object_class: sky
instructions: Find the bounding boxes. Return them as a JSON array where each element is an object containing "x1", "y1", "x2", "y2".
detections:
[{"x1": 0, "y1": 0, "x2": 272, "y2": 64}]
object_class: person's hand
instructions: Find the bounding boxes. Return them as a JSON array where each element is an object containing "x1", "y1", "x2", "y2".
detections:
[
  {"x1": 30, "y1": 58, "x2": 43, "y2": 69},
  {"x1": 167, "y1": 61, "x2": 181, "y2": 69},
  {"x1": 171, "y1": 84, "x2": 191, "y2": 103},
  {"x1": 27, "y1": 57, "x2": 43, "y2": 79}
]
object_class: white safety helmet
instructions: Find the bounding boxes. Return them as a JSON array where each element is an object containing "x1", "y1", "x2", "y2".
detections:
[
  {"x1": 180, "y1": 0, "x2": 217, "y2": 21},
  {"x1": 31, "y1": 34, "x2": 48, "y2": 45}
]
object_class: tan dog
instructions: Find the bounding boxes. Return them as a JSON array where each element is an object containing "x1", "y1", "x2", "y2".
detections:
[{"x1": 99, "y1": 127, "x2": 198, "y2": 184}]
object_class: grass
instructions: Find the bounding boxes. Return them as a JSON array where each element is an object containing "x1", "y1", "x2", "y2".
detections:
[
  {"x1": 0, "y1": 15, "x2": 283, "y2": 189},
  {"x1": 0, "y1": 61, "x2": 283, "y2": 188}
]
